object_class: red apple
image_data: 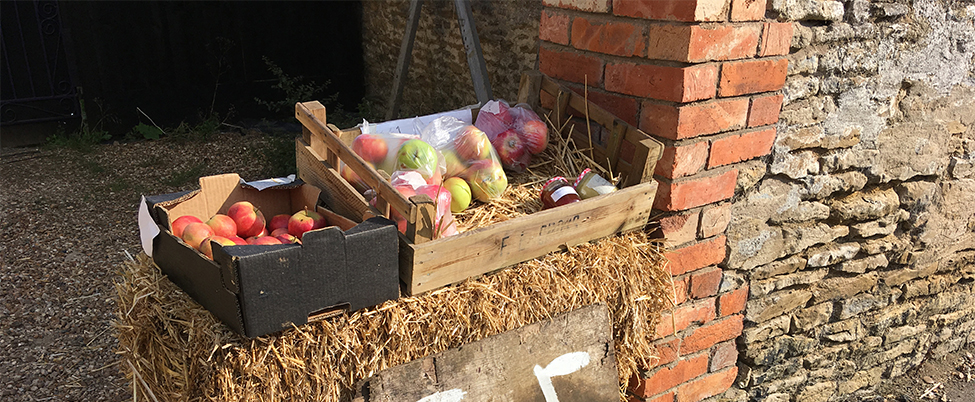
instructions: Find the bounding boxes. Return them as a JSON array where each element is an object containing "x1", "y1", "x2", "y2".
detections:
[
  {"x1": 268, "y1": 214, "x2": 291, "y2": 232},
  {"x1": 248, "y1": 236, "x2": 282, "y2": 245},
  {"x1": 270, "y1": 227, "x2": 289, "y2": 237},
  {"x1": 491, "y1": 129, "x2": 529, "y2": 172},
  {"x1": 340, "y1": 162, "x2": 370, "y2": 192},
  {"x1": 205, "y1": 214, "x2": 238, "y2": 238},
  {"x1": 288, "y1": 209, "x2": 328, "y2": 239},
  {"x1": 275, "y1": 233, "x2": 301, "y2": 244},
  {"x1": 228, "y1": 236, "x2": 248, "y2": 245},
  {"x1": 352, "y1": 134, "x2": 390, "y2": 165},
  {"x1": 181, "y1": 222, "x2": 215, "y2": 250},
  {"x1": 199, "y1": 236, "x2": 237, "y2": 260},
  {"x1": 453, "y1": 126, "x2": 492, "y2": 161},
  {"x1": 171, "y1": 215, "x2": 202, "y2": 239},
  {"x1": 228, "y1": 201, "x2": 266, "y2": 238},
  {"x1": 519, "y1": 119, "x2": 549, "y2": 154}
]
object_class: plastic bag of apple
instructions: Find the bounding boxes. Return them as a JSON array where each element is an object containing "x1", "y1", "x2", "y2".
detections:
[
  {"x1": 170, "y1": 201, "x2": 328, "y2": 260},
  {"x1": 344, "y1": 116, "x2": 510, "y2": 239},
  {"x1": 474, "y1": 99, "x2": 549, "y2": 172}
]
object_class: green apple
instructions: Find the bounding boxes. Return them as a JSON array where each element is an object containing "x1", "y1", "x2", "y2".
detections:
[
  {"x1": 394, "y1": 139, "x2": 439, "y2": 179},
  {"x1": 464, "y1": 159, "x2": 508, "y2": 202},
  {"x1": 443, "y1": 177, "x2": 472, "y2": 212}
]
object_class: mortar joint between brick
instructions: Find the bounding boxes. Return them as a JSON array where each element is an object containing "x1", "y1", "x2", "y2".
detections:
[{"x1": 653, "y1": 163, "x2": 738, "y2": 185}]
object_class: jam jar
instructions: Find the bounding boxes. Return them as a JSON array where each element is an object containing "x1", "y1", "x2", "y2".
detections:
[
  {"x1": 540, "y1": 176, "x2": 581, "y2": 209},
  {"x1": 574, "y1": 168, "x2": 617, "y2": 199}
]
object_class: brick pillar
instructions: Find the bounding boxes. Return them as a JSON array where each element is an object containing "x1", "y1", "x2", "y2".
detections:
[{"x1": 538, "y1": 1, "x2": 792, "y2": 401}]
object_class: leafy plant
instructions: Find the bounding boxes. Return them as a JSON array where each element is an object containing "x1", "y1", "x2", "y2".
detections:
[
  {"x1": 260, "y1": 135, "x2": 298, "y2": 178},
  {"x1": 130, "y1": 123, "x2": 164, "y2": 140},
  {"x1": 255, "y1": 56, "x2": 338, "y2": 114},
  {"x1": 162, "y1": 162, "x2": 208, "y2": 187},
  {"x1": 46, "y1": 97, "x2": 114, "y2": 152}
]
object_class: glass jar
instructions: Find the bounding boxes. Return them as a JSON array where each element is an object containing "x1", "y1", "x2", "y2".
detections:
[
  {"x1": 574, "y1": 168, "x2": 617, "y2": 199},
  {"x1": 540, "y1": 176, "x2": 581, "y2": 210}
]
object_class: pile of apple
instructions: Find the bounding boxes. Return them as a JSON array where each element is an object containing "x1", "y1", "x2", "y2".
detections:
[
  {"x1": 474, "y1": 100, "x2": 549, "y2": 172},
  {"x1": 170, "y1": 201, "x2": 328, "y2": 260},
  {"x1": 344, "y1": 119, "x2": 511, "y2": 239}
]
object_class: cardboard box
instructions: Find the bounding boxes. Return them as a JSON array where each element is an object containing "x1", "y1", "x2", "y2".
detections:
[
  {"x1": 141, "y1": 173, "x2": 400, "y2": 338},
  {"x1": 294, "y1": 71, "x2": 664, "y2": 295}
]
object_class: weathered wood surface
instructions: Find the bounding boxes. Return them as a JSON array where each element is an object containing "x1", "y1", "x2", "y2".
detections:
[{"x1": 353, "y1": 303, "x2": 619, "y2": 402}]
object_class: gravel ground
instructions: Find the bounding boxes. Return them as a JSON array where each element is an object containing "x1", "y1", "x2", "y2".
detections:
[
  {"x1": 2, "y1": 131, "x2": 972, "y2": 401},
  {"x1": 0, "y1": 131, "x2": 287, "y2": 401}
]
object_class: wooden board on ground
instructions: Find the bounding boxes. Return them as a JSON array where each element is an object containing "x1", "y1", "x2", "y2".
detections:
[{"x1": 353, "y1": 303, "x2": 618, "y2": 402}]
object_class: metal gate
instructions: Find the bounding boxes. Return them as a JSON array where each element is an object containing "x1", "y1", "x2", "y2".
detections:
[{"x1": 0, "y1": 0, "x2": 79, "y2": 126}]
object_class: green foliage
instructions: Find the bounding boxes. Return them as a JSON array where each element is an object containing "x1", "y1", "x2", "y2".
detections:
[
  {"x1": 162, "y1": 162, "x2": 208, "y2": 187},
  {"x1": 167, "y1": 111, "x2": 226, "y2": 143},
  {"x1": 255, "y1": 56, "x2": 338, "y2": 115},
  {"x1": 46, "y1": 98, "x2": 114, "y2": 152},
  {"x1": 260, "y1": 135, "x2": 298, "y2": 178},
  {"x1": 130, "y1": 123, "x2": 164, "y2": 140}
]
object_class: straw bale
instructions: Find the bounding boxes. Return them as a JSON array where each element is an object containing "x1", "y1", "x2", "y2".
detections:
[{"x1": 115, "y1": 230, "x2": 672, "y2": 401}]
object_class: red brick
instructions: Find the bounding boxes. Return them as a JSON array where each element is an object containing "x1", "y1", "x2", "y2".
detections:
[
  {"x1": 539, "y1": 9, "x2": 570, "y2": 45},
  {"x1": 657, "y1": 210, "x2": 701, "y2": 246},
  {"x1": 731, "y1": 0, "x2": 767, "y2": 21},
  {"x1": 647, "y1": 24, "x2": 761, "y2": 62},
  {"x1": 676, "y1": 367, "x2": 738, "y2": 402},
  {"x1": 572, "y1": 16, "x2": 646, "y2": 57},
  {"x1": 662, "y1": 235, "x2": 727, "y2": 276},
  {"x1": 672, "y1": 276, "x2": 690, "y2": 306},
  {"x1": 567, "y1": 85, "x2": 640, "y2": 126},
  {"x1": 698, "y1": 202, "x2": 732, "y2": 238},
  {"x1": 640, "y1": 98, "x2": 748, "y2": 140},
  {"x1": 543, "y1": 0, "x2": 611, "y2": 13},
  {"x1": 708, "y1": 127, "x2": 776, "y2": 167},
  {"x1": 690, "y1": 267, "x2": 722, "y2": 299},
  {"x1": 646, "y1": 392, "x2": 674, "y2": 402},
  {"x1": 718, "y1": 285, "x2": 748, "y2": 316},
  {"x1": 654, "y1": 169, "x2": 738, "y2": 211},
  {"x1": 606, "y1": 62, "x2": 717, "y2": 103},
  {"x1": 539, "y1": 46, "x2": 605, "y2": 86},
  {"x1": 634, "y1": 353, "x2": 709, "y2": 397},
  {"x1": 718, "y1": 58, "x2": 789, "y2": 97},
  {"x1": 747, "y1": 93, "x2": 784, "y2": 127},
  {"x1": 650, "y1": 338, "x2": 681, "y2": 366},
  {"x1": 655, "y1": 141, "x2": 709, "y2": 179},
  {"x1": 681, "y1": 315, "x2": 744, "y2": 355},
  {"x1": 710, "y1": 340, "x2": 738, "y2": 372},
  {"x1": 760, "y1": 22, "x2": 793, "y2": 56},
  {"x1": 613, "y1": 0, "x2": 729, "y2": 22},
  {"x1": 655, "y1": 298, "x2": 716, "y2": 338}
]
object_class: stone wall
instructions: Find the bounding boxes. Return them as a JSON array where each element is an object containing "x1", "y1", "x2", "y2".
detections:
[
  {"x1": 360, "y1": 0, "x2": 542, "y2": 119},
  {"x1": 727, "y1": 0, "x2": 975, "y2": 400}
]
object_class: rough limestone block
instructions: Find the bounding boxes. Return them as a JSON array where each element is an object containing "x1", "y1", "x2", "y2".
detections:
[
  {"x1": 746, "y1": 288, "x2": 813, "y2": 323},
  {"x1": 830, "y1": 187, "x2": 900, "y2": 222},
  {"x1": 800, "y1": 171, "x2": 869, "y2": 200},
  {"x1": 806, "y1": 242, "x2": 861, "y2": 267},
  {"x1": 823, "y1": 318, "x2": 865, "y2": 342},
  {"x1": 782, "y1": 223, "x2": 849, "y2": 255},
  {"x1": 838, "y1": 292, "x2": 889, "y2": 320},
  {"x1": 751, "y1": 268, "x2": 828, "y2": 298},
  {"x1": 836, "y1": 253, "x2": 889, "y2": 274},
  {"x1": 797, "y1": 381, "x2": 836, "y2": 402},
  {"x1": 793, "y1": 301, "x2": 834, "y2": 332},
  {"x1": 752, "y1": 255, "x2": 808, "y2": 280},
  {"x1": 812, "y1": 272, "x2": 879, "y2": 303},
  {"x1": 884, "y1": 324, "x2": 927, "y2": 347}
]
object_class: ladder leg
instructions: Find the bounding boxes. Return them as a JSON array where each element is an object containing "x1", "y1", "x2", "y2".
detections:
[
  {"x1": 454, "y1": 0, "x2": 492, "y2": 106},
  {"x1": 386, "y1": 0, "x2": 425, "y2": 121}
]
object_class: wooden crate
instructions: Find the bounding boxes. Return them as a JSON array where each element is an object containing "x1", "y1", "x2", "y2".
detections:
[{"x1": 295, "y1": 72, "x2": 663, "y2": 295}]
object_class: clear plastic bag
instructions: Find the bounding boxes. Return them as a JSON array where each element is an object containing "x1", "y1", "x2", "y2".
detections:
[
  {"x1": 474, "y1": 100, "x2": 549, "y2": 173},
  {"x1": 420, "y1": 116, "x2": 508, "y2": 202}
]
